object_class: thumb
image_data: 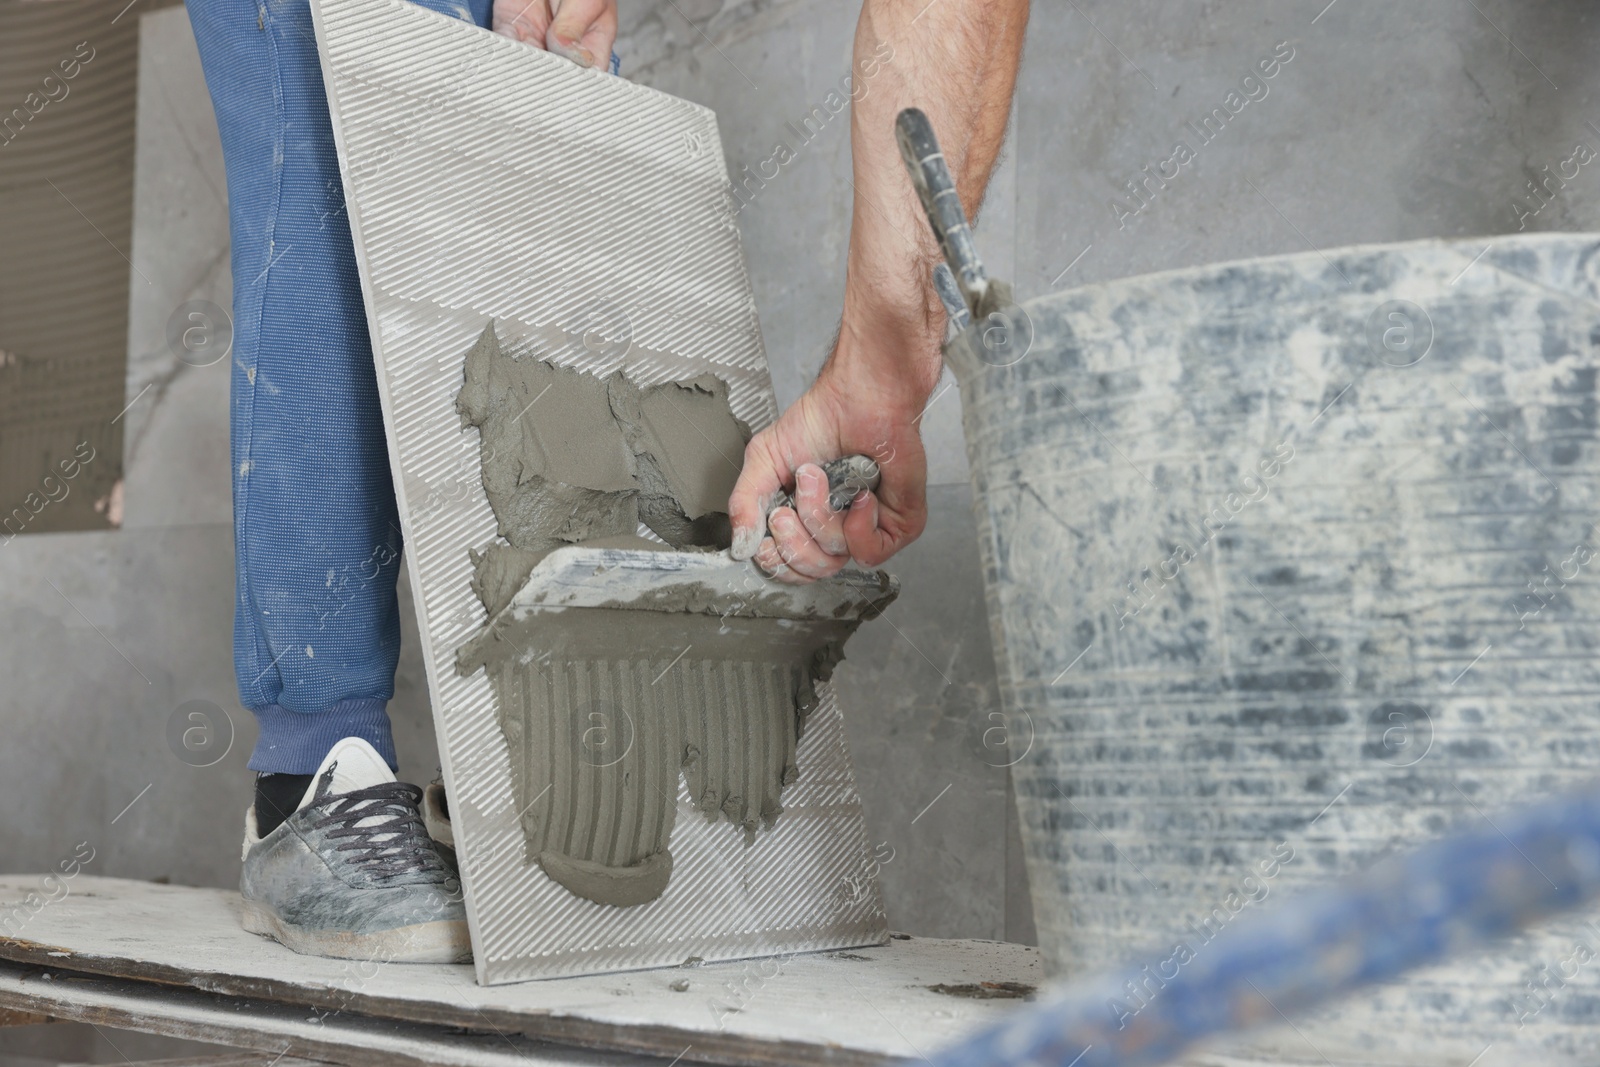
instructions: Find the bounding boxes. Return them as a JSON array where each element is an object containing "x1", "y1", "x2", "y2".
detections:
[{"x1": 491, "y1": 0, "x2": 551, "y2": 44}]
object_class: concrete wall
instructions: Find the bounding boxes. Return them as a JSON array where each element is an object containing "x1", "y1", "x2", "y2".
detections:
[{"x1": 4, "y1": 0, "x2": 1599, "y2": 960}]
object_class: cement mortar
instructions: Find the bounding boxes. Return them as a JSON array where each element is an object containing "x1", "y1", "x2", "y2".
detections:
[
  {"x1": 456, "y1": 321, "x2": 750, "y2": 565},
  {"x1": 458, "y1": 586, "x2": 871, "y2": 907},
  {"x1": 610, "y1": 373, "x2": 750, "y2": 548},
  {"x1": 456, "y1": 322, "x2": 639, "y2": 550},
  {"x1": 454, "y1": 322, "x2": 848, "y2": 908},
  {"x1": 537, "y1": 849, "x2": 674, "y2": 909}
]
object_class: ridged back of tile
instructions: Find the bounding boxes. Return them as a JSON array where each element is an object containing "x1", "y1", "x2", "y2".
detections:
[{"x1": 311, "y1": 0, "x2": 886, "y2": 981}]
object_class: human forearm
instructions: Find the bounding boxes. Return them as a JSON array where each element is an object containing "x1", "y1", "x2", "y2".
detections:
[
  {"x1": 831, "y1": 0, "x2": 1029, "y2": 411},
  {"x1": 728, "y1": 0, "x2": 1027, "y2": 579}
]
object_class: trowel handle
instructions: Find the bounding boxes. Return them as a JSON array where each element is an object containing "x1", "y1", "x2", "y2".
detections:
[
  {"x1": 933, "y1": 263, "x2": 972, "y2": 335},
  {"x1": 895, "y1": 107, "x2": 989, "y2": 320},
  {"x1": 818, "y1": 454, "x2": 882, "y2": 511},
  {"x1": 767, "y1": 454, "x2": 882, "y2": 529}
]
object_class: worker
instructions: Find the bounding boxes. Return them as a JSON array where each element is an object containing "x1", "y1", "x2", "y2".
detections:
[{"x1": 186, "y1": 0, "x2": 1028, "y2": 961}]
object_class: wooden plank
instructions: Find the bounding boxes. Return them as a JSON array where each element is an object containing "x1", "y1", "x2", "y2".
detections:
[
  {"x1": 0, "y1": 960, "x2": 656, "y2": 1067},
  {"x1": 0, "y1": 877, "x2": 1039, "y2": 1067},
  {"x1": 56, "y1": 1057, "x2": 328, "y2": 1067},
  {"x1": 0, "y1": 1006, "x2": 54, "y2": 1025}
]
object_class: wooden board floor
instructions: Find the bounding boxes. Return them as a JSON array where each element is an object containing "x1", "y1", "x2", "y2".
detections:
[{"x1": 0, "y1": 877, "x2": 1041, "y2": 1067}]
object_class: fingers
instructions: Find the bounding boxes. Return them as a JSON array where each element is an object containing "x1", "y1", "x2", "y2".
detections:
[
  {"x1": 491, "y1": 0, "x2": 551, "y2": 44},
  {"x1": 842, "y1": 443, "x2": 926, "y2": 567},
  {"x1": 792, "y1": 464, "x2": 848, "y2": 556},
  {"x1": 739, "y1": 460, "x2": 851, "y2": 583},
  {"x1": 753, "y1": 507, "x2": 849, "y2": 584},
  {"x1": 756, "y1": 472, "x2": 914, "y2": 580},
  {"x1": 546, "y1": 0, "x2": 617, "y2": 69},
  {"x1": 728, "y1": 430, "x2": 787, "y2": 561},
  {"x1": 841, "y1": 491, "x2": 892, "y2": 564},
  {"x1": 492, "y1": 0, "x2": 617, "y2": 69},
  {"x1": 762, "y1": 462, "x2": 855, "y2": 582}
]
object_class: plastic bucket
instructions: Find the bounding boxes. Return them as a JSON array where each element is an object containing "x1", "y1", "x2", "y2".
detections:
[{"x1": 949, "y1": 234, "x2": 1600, "y2": 1063}]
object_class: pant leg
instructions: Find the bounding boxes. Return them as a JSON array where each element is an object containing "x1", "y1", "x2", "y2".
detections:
[{"x1": 187, "y1": 0, "x2": 491, "y2": 774}]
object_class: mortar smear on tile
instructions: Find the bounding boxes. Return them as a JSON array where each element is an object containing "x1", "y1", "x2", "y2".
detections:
[
  {"x1": 453, "y1": 321, "x2": 870, "y2": 908},
  {"x1": 454, "y1": 320, "x2": 750, "y2": 562}
]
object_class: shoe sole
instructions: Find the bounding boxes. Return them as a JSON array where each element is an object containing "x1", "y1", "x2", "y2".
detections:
[{"x1": 240, "y1": 899, "x2": 472, "y2": 964}]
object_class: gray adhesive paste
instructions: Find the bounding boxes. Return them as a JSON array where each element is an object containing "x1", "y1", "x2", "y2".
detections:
[
  {"x1": 456, "y1": 321, "x2": 751, "y2": 558},
  {"x1": 456, "y1": 556, "x2": 890, "y2": 910},
  {"x1": 453, "y1": 322, "x2": 870, "y2": 909},
  {"x1": 455, "y1": 321, "x2": 753, "y2": 617},
  {"x1": 455, "y1": 322, "x2": 641, "y2": 550},
  {"x1": 611, "y1": 372, "x2": 750, "y2": 548}
]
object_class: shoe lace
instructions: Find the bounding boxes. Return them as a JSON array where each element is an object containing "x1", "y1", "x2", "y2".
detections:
[{"x1": 307, "y1": 782, "x2": 449, "y2": 881}]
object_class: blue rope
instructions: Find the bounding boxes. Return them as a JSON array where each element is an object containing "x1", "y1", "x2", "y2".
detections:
[{"x1": 928, "y1": 781, "x2": 1600, "y2": 1067}]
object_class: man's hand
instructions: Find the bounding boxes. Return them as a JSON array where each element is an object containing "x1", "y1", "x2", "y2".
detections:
[
  {"x1": 492, "y1": 0, "x2": 616, "y2": 69},
  {"x1": 727, "y1": 0, "x2": 1028, "y2": 584},
  {"x1": 729, "y1": 305, "x2": 938, "y2": 584}
]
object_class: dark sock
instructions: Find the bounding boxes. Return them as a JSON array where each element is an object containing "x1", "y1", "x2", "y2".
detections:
[{"x1": 255, "y1": 773, "x2": 315, "y2": 836}]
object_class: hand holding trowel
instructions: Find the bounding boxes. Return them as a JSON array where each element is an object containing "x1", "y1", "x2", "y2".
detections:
[{"x1": 728, "y1": 452, "x2": 883, "y2": 581}]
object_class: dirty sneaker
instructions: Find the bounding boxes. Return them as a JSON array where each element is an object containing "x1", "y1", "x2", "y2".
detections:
[{"x1": 239, "y1": 737, "x2": 470, "y2": 963}]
